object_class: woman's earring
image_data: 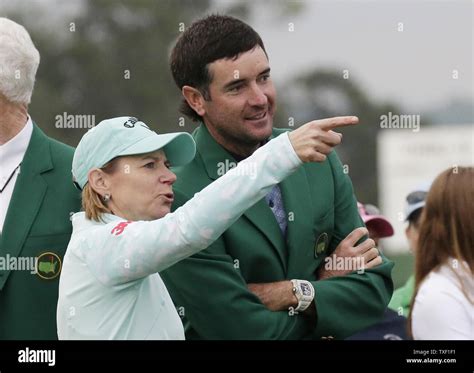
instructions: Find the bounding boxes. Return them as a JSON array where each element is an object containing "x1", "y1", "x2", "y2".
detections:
[{"x1": 103, "y1": 194, "x2": 110, "y2": 202}]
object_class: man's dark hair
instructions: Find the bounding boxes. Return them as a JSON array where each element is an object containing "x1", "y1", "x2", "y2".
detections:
[{"x1": 170, "y1": 14, "x2": 267, "y2": 122}]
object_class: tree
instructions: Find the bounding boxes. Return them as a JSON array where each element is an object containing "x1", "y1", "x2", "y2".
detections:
[
  {"x1": 4, "y1": 0, "x2": 211, "y2": 146},
  {"x1": 283, "y1": 69, "x2": 406, "y2": 202}
]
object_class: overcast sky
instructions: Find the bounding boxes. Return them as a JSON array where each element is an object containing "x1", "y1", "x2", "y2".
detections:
[
  {"x1": 2, "y1": 0, "x2": 472, "y2": 115},
  {"x1": 241, "y1": 0, "x2": 473, "y2": 113}
]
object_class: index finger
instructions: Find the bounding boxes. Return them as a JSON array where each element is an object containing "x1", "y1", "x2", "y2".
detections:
[
  {"x1": 317, "y1": 116, "x2": 359, "y2": 131},
  {"x1": 341, "y1": 226, "x2": 368, "y2": 247}
]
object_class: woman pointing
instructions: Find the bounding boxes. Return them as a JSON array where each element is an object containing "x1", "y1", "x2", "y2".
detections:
[{"x1": 57, "y1": 115, "x2": 357, "y2": 339}]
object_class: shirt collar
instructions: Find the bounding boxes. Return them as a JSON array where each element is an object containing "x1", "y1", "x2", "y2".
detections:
[{"x1": 0, "y1": 116, "x2": 33, "y2": 178}]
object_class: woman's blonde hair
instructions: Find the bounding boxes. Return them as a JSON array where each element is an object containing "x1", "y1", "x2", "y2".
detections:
[{"x1": 81, "y1": 159, "x2": 118, "y2": 222}]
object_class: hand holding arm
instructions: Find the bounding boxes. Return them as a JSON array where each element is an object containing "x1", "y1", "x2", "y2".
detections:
[{"x1": 318, "y1": 227, "x2": 382, "y2": 280}]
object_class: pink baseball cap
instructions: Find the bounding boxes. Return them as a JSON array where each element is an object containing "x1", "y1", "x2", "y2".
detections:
[{"x1": 357, "y1": 202, "x2": 394, "y2": 238}]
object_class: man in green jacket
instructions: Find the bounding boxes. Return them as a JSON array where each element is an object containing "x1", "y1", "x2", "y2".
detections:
[
  {"x1": 0, "y1": 18, "x2": 81, "y2": 339},
  {"x1": 161, "y1": 15, "x2": 393, "y2": 339}
]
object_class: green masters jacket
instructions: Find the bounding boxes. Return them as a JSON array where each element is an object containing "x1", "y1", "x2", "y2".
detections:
[
  {"x1": 161, "y1": 124, "x2": 394, "y2": 340},
  {"x1": 0, "y1": 124, "x2": 81, "y2": 339}
]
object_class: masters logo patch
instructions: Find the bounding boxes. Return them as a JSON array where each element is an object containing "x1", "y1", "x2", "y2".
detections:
[{"x1": 36, "y1": 252, "x2": 62, "y2": 280}]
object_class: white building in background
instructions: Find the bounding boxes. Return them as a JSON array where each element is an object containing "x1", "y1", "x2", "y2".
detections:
[{"x1": 377, "y1": 124, "x2": 473, "y2": 254}]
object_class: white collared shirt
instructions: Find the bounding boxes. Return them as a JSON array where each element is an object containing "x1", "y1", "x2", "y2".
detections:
[{"x1": 0, "y1": 117, "x2": 33, "y2": 233}]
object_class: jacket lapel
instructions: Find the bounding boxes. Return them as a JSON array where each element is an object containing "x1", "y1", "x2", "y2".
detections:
[
  {"x1": 195, "y1": 124, "x2": 288, "y2": 270},
  {"x1": 0, "y1": 124, "x2": 52, "y2": 288},
  {"x1": 241, "y1": 200, "x2": 287, "y2": 271},
  {"x1": 280, "y1": 168, "x2": 317, "y2": 276}
]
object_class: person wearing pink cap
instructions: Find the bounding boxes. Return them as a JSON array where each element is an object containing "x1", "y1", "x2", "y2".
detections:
[{"x1": 357, "y1": 202, "x2": 394, "y2": 247}]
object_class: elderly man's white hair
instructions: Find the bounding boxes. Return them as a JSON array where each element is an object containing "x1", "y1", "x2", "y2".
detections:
[{"x1": 0, "y1": 17, "x2": 40, "y2": 105}]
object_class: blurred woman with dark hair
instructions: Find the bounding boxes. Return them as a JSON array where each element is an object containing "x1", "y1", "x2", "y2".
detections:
[{"x1": 410, "y1": 166, "x2": 473, "y2": 340}]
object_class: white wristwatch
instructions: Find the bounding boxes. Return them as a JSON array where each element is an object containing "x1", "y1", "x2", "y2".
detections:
[{"x1": 291, "y1": 279, "x2": 315, "y2": 312}]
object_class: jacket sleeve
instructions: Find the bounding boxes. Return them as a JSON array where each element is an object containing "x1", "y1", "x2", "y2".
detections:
[
  {"x1": 82, "y1": 133, "x2": 302, "y2": 287},
  {"x1": 310, "y1": 151, "x2": 394, "y2": 339}
]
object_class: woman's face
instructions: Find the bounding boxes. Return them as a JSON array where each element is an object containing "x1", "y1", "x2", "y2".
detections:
[
  {"x1": 105, "y1": 149, "x2": 177, "y2": 221},
  {"x1": 405, "y1": 224, "x2": 419, "y2": 253}
]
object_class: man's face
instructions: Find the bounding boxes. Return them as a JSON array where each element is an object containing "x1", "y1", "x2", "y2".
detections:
[{"x1": 201, "y1": 46, "x2": 276, "y2": 153}]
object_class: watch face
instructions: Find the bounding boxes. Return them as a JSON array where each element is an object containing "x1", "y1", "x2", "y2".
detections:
[{"x1": 301, "y1": 282, "x2": 312, "y2": 296}]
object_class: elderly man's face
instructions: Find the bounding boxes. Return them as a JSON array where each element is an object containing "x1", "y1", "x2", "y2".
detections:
[
  {"x1": 105, "y1": 150, "x2": 177, "y2": 221},
  {"x1": 200, "y1": 46, "x2": 276, "y2": 155}
]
